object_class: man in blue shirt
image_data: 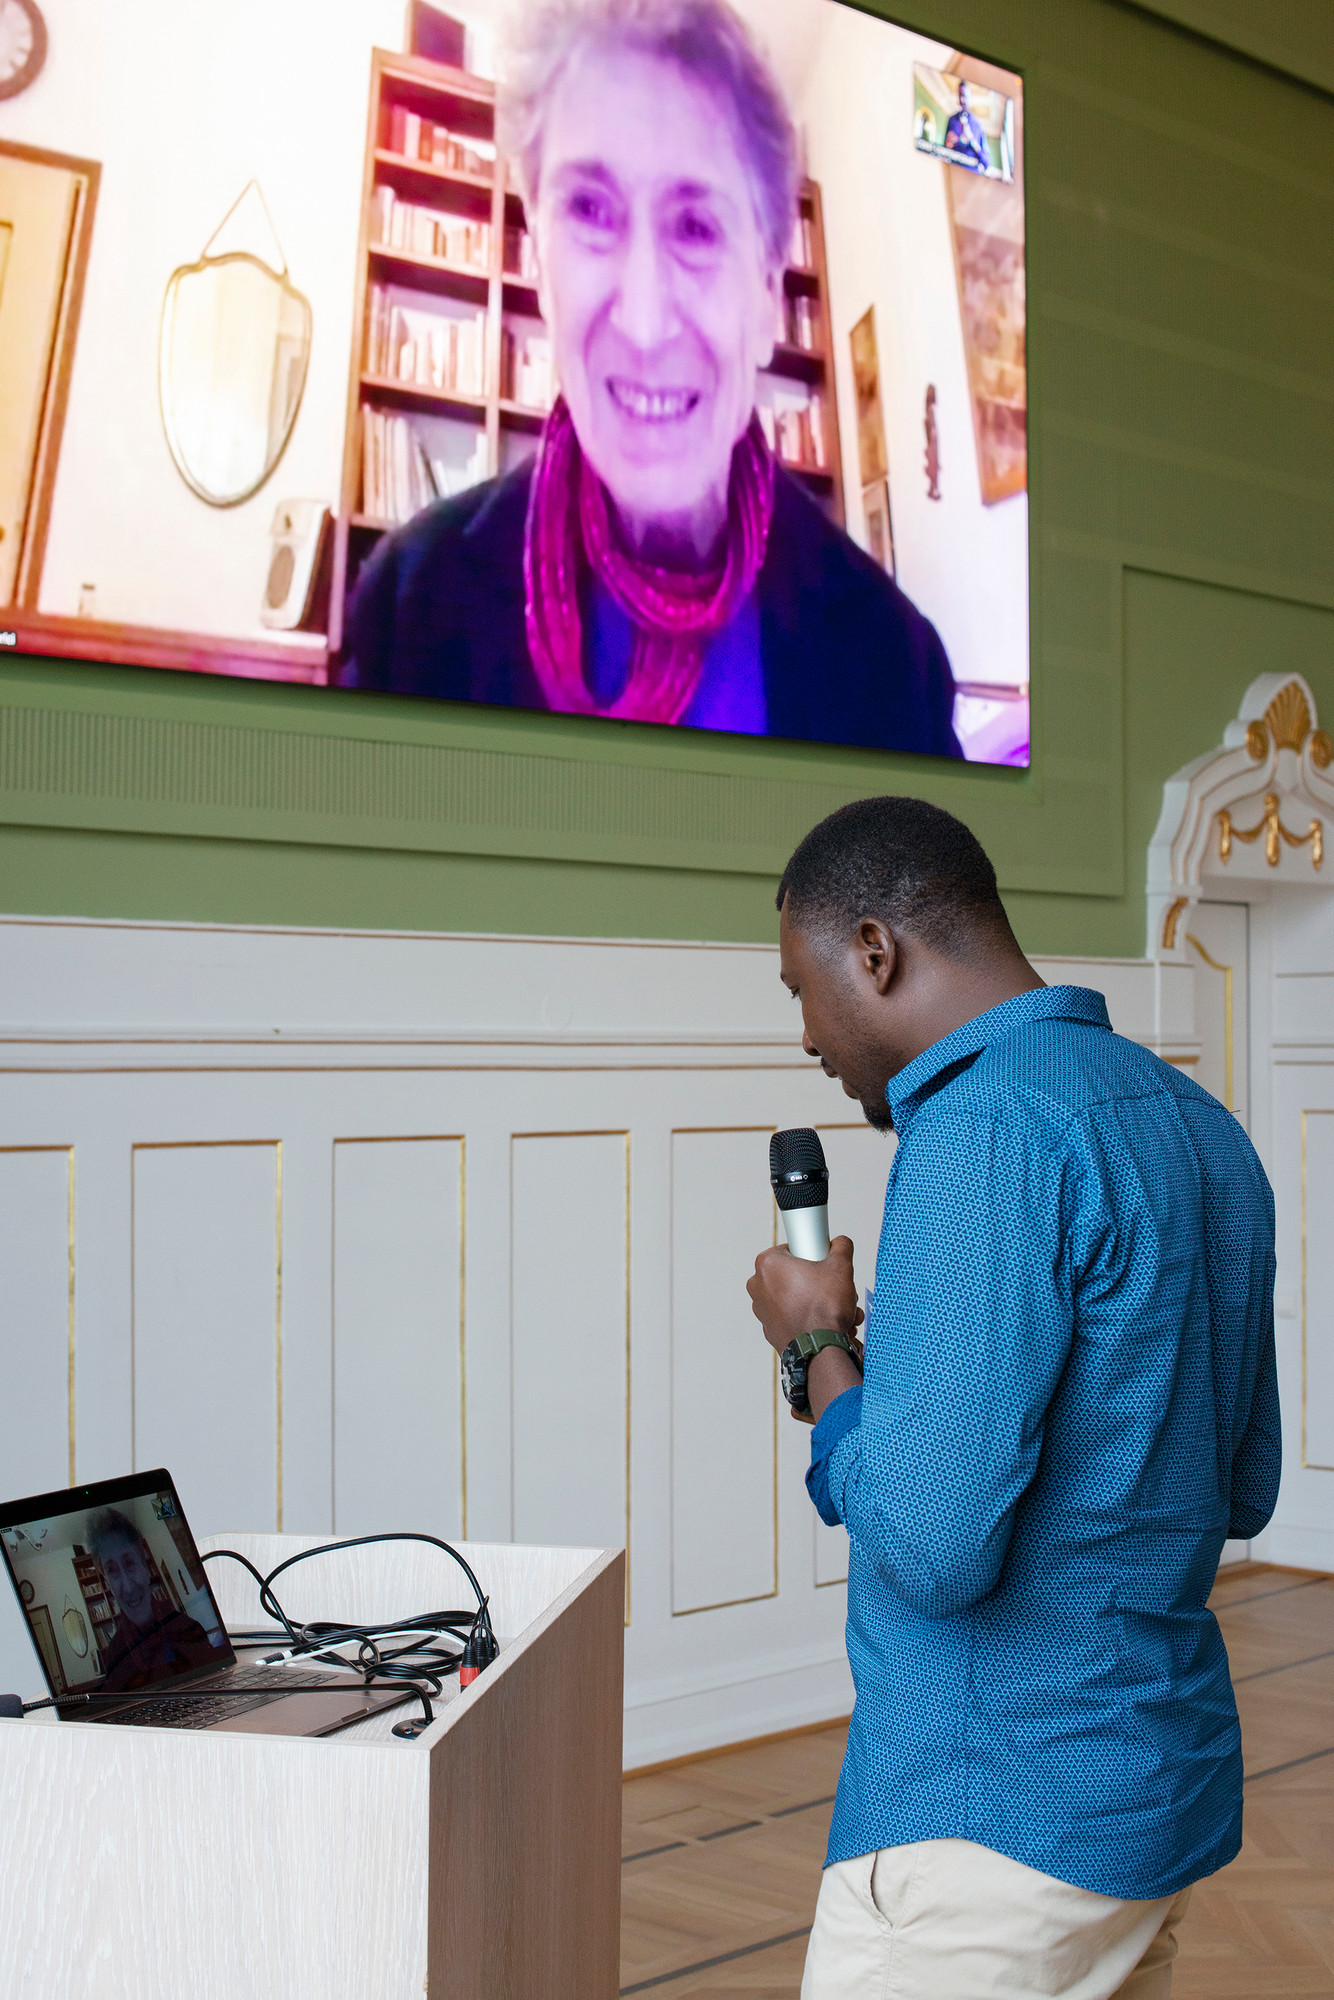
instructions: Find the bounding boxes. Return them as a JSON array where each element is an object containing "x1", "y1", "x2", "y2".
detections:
[
  {"x1": 944, "y1": 81, "x2": 993, "y2": 173},
  {"x1": 748, "y1": 797, "x2": 1280, "y2": 1999}
]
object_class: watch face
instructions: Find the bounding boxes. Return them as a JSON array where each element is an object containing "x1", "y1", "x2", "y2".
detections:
[
  {"x1": 0, "y1": 0, "x2": 46, "y2": 100},
  {"x1": 780, "y1": 1342, "x2": 807, "y2": 1410}
]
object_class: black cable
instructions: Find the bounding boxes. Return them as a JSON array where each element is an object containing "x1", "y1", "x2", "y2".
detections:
[
  {"x1": 200, "y1": 1532, "x2": 499, "y2": 1701},
  {"x1": 204, "y1": 1547, "x2": 303, "y2": 1647},
  {"x1": 9, "y1": 1536, "x2": 508, "y2": 1736}
]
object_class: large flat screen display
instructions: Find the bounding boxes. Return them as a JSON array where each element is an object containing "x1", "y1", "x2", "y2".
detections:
[{"x1": 0, "y1": 0, "x2": 1027, "y2": 766}]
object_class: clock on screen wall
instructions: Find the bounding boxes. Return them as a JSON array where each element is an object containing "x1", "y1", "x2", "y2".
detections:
[{"x1": 0, "y1": 0, "x2": 46, "y2": 99}]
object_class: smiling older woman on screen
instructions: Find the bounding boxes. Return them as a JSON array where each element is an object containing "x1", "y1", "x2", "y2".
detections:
[{"x1": 346, "y1": 0, "x2": 962, "y2": 757}]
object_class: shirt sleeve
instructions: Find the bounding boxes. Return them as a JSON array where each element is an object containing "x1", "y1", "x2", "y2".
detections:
[
  {"x1": 810, "y1": 1111, "x2": 1075, "y2": 1616},
  {"x1": 1229, "y1": 1310, "x2": 1281, "y2": 1539},
  {"x1": 807, "y1": 1385, "x2": 863, "y2": 1526}
]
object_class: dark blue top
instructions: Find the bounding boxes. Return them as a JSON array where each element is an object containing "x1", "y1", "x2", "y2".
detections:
[
  {"x1": 343, "y1": 462, "x2": 962, "y2": 758},
  {"x1": 587, "y1": 581, "x2": 766, "y2": 735},
  {"x1": 808, "y1": 985, "x2": 1280, "y2": 1898}
]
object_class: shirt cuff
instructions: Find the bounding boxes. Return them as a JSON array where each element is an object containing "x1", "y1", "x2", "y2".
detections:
[{"x1": 806, "y1": 1384, "x2": 863, "y2": 1527}]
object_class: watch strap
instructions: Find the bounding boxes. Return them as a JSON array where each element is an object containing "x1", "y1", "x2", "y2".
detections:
[
  {"x1": 793, "y1": 1328, "x2": 859, "y2": 1363},
  {"x1": 780, "y1": 1327, "x2": 863, "y2": 1417}
]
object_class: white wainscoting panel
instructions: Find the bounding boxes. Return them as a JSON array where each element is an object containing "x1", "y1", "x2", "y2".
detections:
[
  {"x1": 510, "y1": 1132, "x2": 628, "y2": 1560},
  {"x1": 0, "y1": 1148, "x2": 72, "y2": 1500},
  {"x1": 332, "y1": 1138, "x2": 464, "y2": 1537},
  {"x1": 670, "y1": 1128, "x2": 777, "y2": 1615},
  {"x1": 132, "y1": 1143, "x2": 280, "y2": 1536}
]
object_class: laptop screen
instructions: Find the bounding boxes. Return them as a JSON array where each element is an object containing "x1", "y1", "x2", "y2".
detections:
[{"x1": 0, "y1": 1469, "x2": 233, "y2": 1702}]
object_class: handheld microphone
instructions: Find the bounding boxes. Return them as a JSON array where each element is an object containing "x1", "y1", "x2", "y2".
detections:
[{"x1": 770, "y1": 1128, "x2": 830, "y2": 1262}]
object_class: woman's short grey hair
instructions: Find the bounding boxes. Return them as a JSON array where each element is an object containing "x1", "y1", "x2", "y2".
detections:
[
  {"x1": 87, "y1": 1507, "x2": 148, "y2": 1563},
  {"x1": 498, "y1": 0, "x2": 799, "y2": 269}
]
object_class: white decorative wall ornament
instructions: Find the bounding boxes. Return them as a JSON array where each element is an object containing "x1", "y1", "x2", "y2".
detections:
[{"x1": 1148, "y1": 673, "x2": 1334, "y2": 962}]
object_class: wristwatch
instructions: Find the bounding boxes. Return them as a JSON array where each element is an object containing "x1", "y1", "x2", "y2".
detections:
[{"x1": 780, "y1": 1329, "x2": 863, "y2": 1415}]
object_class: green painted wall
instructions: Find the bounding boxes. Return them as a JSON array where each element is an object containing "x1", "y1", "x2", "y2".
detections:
[
  {"x1": 1127, "y1": 0, "x2": 1334, "y2": 97},
  {"x1": 3, "y1": 0, "x2": 1333, "y2": 957}
]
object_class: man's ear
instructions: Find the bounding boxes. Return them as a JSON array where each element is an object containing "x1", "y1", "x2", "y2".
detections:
[{"x1": 856, "y1": 919, "x2": 897, "y2": 995}]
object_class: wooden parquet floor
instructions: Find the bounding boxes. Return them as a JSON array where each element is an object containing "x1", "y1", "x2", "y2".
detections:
[{"x1": 620, "y1": 1563, "x2": 1334, "y2": 1997}]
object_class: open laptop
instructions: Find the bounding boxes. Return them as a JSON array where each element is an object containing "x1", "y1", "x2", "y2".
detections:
[{"x1": 0, "y1": 1468, "x2": 411, "y2": 1737}]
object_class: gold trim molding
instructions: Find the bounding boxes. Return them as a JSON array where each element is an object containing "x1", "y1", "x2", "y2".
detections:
[
  {"x1": 1218, "y1": 792, "x2": 1323, "y2": 872},
  {"x1": 1161, "y1": 896, "x2": 1188, "y2": 951},
  {"x1": 1151, "y1": 673, "x2": 1334, "y2": 957},
  {"x1": 1240, "y1": 679, "x2": 1332, "y2": 767}
]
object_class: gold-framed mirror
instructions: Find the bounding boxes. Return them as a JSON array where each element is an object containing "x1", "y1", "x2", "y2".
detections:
[
  {"x1": 60, "y1": 1596, "x2": 89, "y2": 1657},
  {"x1": 158, "y1": 181, "x2": 311, "y2": 508}
]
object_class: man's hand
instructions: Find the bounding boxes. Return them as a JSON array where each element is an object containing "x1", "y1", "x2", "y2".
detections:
[
  {"x1": 747, "y1": 1236, "x2": 863, "y2": 1354},
  {"x1": 747, "y1": 1236, "x2": 865, "y2": 1425}
]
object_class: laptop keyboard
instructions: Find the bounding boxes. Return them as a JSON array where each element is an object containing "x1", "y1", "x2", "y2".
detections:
[{"x1": 99, "y1": 1664, "x2": 355, "y2": 1730}]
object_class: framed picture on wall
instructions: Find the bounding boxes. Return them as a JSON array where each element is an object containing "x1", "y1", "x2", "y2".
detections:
[
  {"x1": 862, "y1": 480, "x2": 896, "y2": 578},
  {"x1": 849, "y1": 306, "x2": 889, "y2": 490}
]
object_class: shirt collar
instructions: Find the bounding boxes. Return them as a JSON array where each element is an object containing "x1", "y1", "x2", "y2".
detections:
[{"x1": 884, "y1": 985, "x2": 1112, "y2": 1135}]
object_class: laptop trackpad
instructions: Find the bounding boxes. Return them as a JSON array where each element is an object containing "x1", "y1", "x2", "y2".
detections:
[{"x1": 209, "y1": 1689, "x2": 404, "y2": 1738}]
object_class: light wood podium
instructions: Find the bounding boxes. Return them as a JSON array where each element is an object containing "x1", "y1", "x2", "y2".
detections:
[{"x1": 0, "y1": 1534, "x2": 625, "y2": 2000}]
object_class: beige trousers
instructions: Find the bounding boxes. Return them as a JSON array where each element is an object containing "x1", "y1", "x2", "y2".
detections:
[{"x1": 802, "y1": 1839, "x2": 1191, "y2": 2000}]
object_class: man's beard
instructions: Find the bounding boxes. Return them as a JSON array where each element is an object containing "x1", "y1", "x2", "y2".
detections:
[
  {"x1": 836, "y1": 1035, "x2": 894, "y2": 1132},
  {"x1": 860, "y1": 1093, "x2": 895, "y2": 1133}
]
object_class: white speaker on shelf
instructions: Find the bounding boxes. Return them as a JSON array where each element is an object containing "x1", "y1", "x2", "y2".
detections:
[{"x1": 260, "y1": 500, "x2": 329, "y2": 630}]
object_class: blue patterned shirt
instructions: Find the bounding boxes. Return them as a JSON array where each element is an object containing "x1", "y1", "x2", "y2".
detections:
[{"x1": 809, "y1": 985, "x2": 1280, "y2": 1898}]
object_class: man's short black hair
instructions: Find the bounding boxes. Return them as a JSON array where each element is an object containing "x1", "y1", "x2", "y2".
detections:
[{"x1": 776, "y1": 796, "x2": 1009, "y2": 959}]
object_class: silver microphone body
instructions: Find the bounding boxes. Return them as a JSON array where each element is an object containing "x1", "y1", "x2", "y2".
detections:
[{"x1": 780, "y1": 1204, "x2": 830, "y2": 1261}]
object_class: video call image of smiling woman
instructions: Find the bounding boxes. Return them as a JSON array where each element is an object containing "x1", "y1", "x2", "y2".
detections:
[
  {"x1": 348, "y1": 0, "x2": 986, "y2": 759},
  {"x1": 6, "y1": 0, "x2": 1028, "y2": 765},
  {"x1": 345, "y1": 0, "x2": 1028, "y2": 760}
]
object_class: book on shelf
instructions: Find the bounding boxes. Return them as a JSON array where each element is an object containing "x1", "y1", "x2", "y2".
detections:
[
  {"x1": 361, "y1": 406, "x2": 489, "y2": 525},
  {"x1": 758, "y1": 393, "x2": 825, "y2": 471},
  {"x1": 783, "y1": 293, "x2": 819, "y2": 350},
  {"x1": 789, "y1": 211, "x2": 815, "y2": 269},
  {"x1": 387, "y1": 107, "x2": 496, "y2": 178},
  {"x1": 501, "y1": 326, "x2": 556, "y2": 411},
  {"x1": 367, "y1": 285, "x2": 487, "y2": 396},
  {"x1": 372, "y1": 186, "x2": 492, "y2": 269},
  {"x1": 503, "y1": 223, "x2": 540, "y2": 281}
]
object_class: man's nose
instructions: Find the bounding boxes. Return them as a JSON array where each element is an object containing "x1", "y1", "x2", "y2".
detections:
[
  {"x1": 609, "y1": 217, "x2": 677, "y2": 352},
  {"x1": 802, "y1": 1028, "x2": 821, "y2": 1060}
]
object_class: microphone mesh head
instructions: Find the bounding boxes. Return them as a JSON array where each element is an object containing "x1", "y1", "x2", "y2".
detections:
[
  {"x1": 770, "y1": 1128, "x2": 829, "y2": 1210},
  {"x1": 770, "y1": 1128, "x2": 826, "y2": 1177}
]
